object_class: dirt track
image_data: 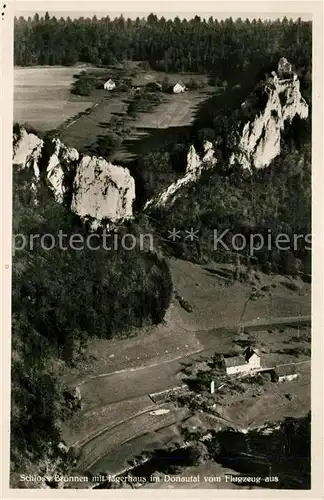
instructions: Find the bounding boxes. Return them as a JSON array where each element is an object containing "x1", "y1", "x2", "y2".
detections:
[{"x1": 65, "y1": 315, "x2": 310, "y2": 476}]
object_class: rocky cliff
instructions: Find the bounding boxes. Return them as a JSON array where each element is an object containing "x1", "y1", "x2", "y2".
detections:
[
  {"x1": 145, "y1": 58, "x2": 308, "y2": 210},
  {"x1": 71, "y1": 155, "x2": 134, "y2": 230},
  {"x1": 230, "y1": 58, "x2": 309, "y2": 170},
  {"x1": 13, "y1": 128, "x2": 44, "y2": 179},
  {"x1": 13, "y1": 129, "x2": 135, "y2": 226},
  {"x1": 145, "y1": 141, "x2": 217, "y2": 209}
]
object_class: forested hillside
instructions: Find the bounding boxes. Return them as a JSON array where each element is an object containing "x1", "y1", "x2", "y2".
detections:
[
  {"x1": 11, "y1": 168, "x2": 172, "y2": 477},
  {"x1": 149, "y1": 137, "x2": 311, "y2": 275},
  {"x1": 15, "y1": 14, "x2": 311, "y2": 81}
]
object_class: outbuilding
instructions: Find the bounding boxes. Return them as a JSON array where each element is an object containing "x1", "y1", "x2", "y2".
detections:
[
  {"x1": 104, "y1": 79, "x2": 116, "y2": 91},
  {"x1": 222, "y1": 347, "x2": 261, "y2": 376},
  {"x1": 276, "y1": 364, "x2": 298, "y2": 382},
  {"x1": 173, "y1": 81, "x2": 186, "y2": 94}
]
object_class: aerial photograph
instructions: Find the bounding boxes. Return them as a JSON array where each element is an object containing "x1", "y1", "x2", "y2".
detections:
[{"x1": 11, "y1": 9, "x2": 311, "y2": 490}]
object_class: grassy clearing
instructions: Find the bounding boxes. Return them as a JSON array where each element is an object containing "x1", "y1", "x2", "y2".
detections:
[
  {"x1": 14, "y1": 65, "x2": 216, "y2": 159},
  {"x1": 14, "y1": 67, "x2": 96, "y2": 131},
  {"x1": 130, "y1": 90, "x2": 214, "y2": 129},
  {"x1": 222, "y1": 363, "x2": 310, "y2": 427},
  {"x1": 59, "y1": 93, "x2": 130, "y2": 152},
  {"x1": 58, "y1": 258, "x2": 311, "y2": 387}
]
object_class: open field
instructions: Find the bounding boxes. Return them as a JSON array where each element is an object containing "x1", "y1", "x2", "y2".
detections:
[
  {"x1": 60, "y1": 88, "x2": 215, "y2": 160},
  {"x1": 59, "y1": 93, "x2": 130, "y2": 152},
  {"x1": 131, "y1": 70, "x2": 210, "y2": 88},
  {"x1": 14, "y1": 65, "x2": 216, "y2": 161},
  {"x1": 58, "y1": 257, "x2": 311, "y2": 482},
  {"x1": 14, "y1": 67, "x2": 96, "y2": 131},
  {"x1": 131, "y1": 90, "x2": 214, "y2": 129},
  {"x1": 59, "y1": 258, "x2": 311, "y2": 385},
  {"x1": 112, "y1": 89, "x2": 215, "y2": 162}
]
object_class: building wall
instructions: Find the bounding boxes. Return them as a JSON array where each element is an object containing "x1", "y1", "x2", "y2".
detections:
[
  {"x1": 278, "y1": 373, "x2": 298, "y2": 382},
  {"x1": 248, "y1": 354, "x2": 261, "y2": 370},
  {"x1": 104, "y1": 82, "x2": 115, "y2": 90},
  {"x1": 226, "y1": 364, "x2": 251, "y2": 376},
  {"x1": 173, "y1": 84, "x2": 185, "y2": 93}
]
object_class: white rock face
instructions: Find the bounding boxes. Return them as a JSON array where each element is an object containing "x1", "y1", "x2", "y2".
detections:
[
  {"x1": 71, "y1": 155, "x2": 135, "y2": 229},
  {"x1": 13, "y1": 128, "x2": 44, "y2": 179},
  {"x1": 230, "y1": 65, "x2": 308, "y2": 170},
  {"x1": 145, "y1": 141, "x2": 217, "y2": 209},
  {"x1": 201, "y1": 140, "x2": 217, "y2": 165},
  {"x1": 46, "y1": 138, "x2": 79, "y2": 202},
  {"x1": 13, "y1": 128, "x2": 136, "y2": 226},
  {"x1": 186, "y1": 144, "x2": 201, "y2": 174}
]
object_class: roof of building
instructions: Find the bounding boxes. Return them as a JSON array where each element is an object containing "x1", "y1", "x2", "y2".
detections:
[
  {"x1": 105, "y1": 79, "x2": 115, "y2": 84},
  {"x1": 174, "y1": 81, "x2": 185, "y2": 88},
  {"x1": 276, "y1": 364, "x2": 297, "y2": 377},
  {"x1": 223, "y1": 355, "x2": 247, "y2": 368},
  {"x1": 244, "y1": 347, "x2": 261, "y2": 361}
]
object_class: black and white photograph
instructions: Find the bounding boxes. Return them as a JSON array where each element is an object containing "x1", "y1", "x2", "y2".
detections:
[{"x1": 1, "y1": 0, "x2": 323, "y2": 494}]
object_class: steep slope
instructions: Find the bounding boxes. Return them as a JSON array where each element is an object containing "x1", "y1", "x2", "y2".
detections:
[{"x1": 145, "y1": 141, "x2": 216, "y2": 209}]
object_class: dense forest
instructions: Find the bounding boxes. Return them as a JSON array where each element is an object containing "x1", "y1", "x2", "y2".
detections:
[
  {"x1": 148, "y1": 137, "x2": 311, "y2": 276},
  {"x1": 11, "y1": 168, "x2": 173, "y2": 477},
  {"x1": 14, "y1": 14, "x2": 311, "y2": 81}
]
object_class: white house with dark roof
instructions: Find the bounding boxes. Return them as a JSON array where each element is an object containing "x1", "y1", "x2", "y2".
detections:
[
  {"x1": 223, "y1": 347, "x2": 261, "y2": 376},
  {"x1": 104, "y1": 79, "x2": 116, "y2": 91},
  {"x1": 173, "y1": 81, "x2": 186, "y2": 94}
]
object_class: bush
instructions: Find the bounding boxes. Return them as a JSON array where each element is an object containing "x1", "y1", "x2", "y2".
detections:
[
  {"x1": 71, "y1": 74, "x2": 96, "y2": 96},
  {"x1": 186, "y1": 78, "x2": 203, "y2": 90},
  {"x1": 96, "y1": 132, "x2": 122, "y2": 157}
]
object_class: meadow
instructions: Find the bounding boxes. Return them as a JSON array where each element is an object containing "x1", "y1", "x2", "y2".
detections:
[
  {"x1": 14, "y1": 64, "x2": 216, "y2": 163},
  {"x1": 14, "y1": 66, "x2": 94, "y2": 131}
]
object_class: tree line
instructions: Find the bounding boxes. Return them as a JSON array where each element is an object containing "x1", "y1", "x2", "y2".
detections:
[{"x1": 14, "y1": 13, "x2": 311, "y2": 81}]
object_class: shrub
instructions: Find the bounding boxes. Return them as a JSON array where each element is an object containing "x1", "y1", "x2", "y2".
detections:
[
  {"x1": 71, "y1": 74, "x2": 96, "y2": 96},
  {"x1": 96, "y1": 132, "x2": 122, "y2": 157}
]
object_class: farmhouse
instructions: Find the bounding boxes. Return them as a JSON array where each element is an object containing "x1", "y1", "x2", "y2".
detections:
[
  {"x1": 275, "y1": 364, "x2": 298, "y2": 382},
  {"x1": 104, "y1": 79, "x2": 116, "y2": 91},
  {"x1": 223, "y1": 347, "x2": 261, "y2": 376},
  {"x1": 173, "y1": 81, "x2": 186, "y2": 94}
]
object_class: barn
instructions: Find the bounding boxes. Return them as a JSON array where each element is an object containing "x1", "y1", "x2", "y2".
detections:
[
  {"x1": 276, "y1": 364, "x2": 298, "y2": 382},
  {"x1": 104, "y1": 79, "x2": 116, "y2": 91},
  {"x1": 223, "y1": 347, "x2": 261, "y2": 376}
]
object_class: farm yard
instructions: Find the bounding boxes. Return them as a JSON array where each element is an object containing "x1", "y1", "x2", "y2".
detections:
[{"x1": 57, "y1": 257, "x2": 310, "y2": 485}]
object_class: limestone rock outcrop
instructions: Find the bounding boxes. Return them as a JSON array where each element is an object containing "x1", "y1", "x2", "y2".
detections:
[
  {"x1": 145, "y1": 141, "x2": 217, "y2": 209},
  {"x1": 71, "y1": 155, "x2": 135, "y2": 229},
  {"x1": 13, "y1": 128, "x2": 135, "y2": 226},
  {"x1": 230, "y1": 60, "x2": 308, "y2": 170},
  {"x1": 46, "y1": 138, "x2": 79, "y2": 203},
  {"x1": 13, "y1": 128, "x2": 44, "y2": 179}
]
